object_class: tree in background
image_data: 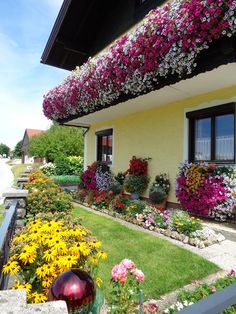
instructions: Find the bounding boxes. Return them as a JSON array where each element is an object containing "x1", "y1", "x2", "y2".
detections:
[
  {"x1": 13, "y1": 140, "x2": 23, "y2": 158},
  {"x1": 0, "y1": 143, "x2": 10, "y2": 157},
  {"x1": 28, "y1": 124, "x2": 84, "y2": 162}
]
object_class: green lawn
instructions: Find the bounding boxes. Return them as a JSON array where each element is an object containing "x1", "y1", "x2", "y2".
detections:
[
  {"x1": 72, "y1": 206, "x2": 219, "y2": 301},
  {"x1": 11, "y1": 163, "x2": 31, "y2": 186}
]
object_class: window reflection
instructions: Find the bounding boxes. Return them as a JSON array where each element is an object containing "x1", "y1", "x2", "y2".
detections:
[
  {"x1": 195, "y1": 118, "x2": 211, "y2": 160},
  {"x1": 216, "y1": 114, "x2": 234, "y2": 160}
]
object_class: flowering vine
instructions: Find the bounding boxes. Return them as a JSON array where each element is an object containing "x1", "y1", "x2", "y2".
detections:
[{"x1": 43, "y1": 0, "x2": 236, "y2": 122}]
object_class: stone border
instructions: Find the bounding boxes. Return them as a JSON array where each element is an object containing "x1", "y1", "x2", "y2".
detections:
[{"x1": 74, "y1": 201, "x2": 225, "y2": 249}]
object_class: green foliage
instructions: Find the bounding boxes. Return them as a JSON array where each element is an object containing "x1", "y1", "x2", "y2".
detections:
[
  {"x1": 110, "y1": 181, "x2": 122, "y2": 195},
  {"x1": 0, "y1": 143, "x2": 10, "y2": 157},
  {"x1": 13, "y1": 140, "x2": 22, "y2": 158},
  {"x1": 127, "y1": 202, "x2": 146, "y2": 217},
  {"x1": 114, "y1": 172, "x2": 126, "y2": 185},
  {"x1": 55, "y1": 155, "x2": 84, "y2": 175},
  {"x1": 124, "y1": 175, "x2": 149, "y2": 196},
  {"x1": 171, "y1": 211, "x2": 202, "y2": 235},
  {"x1": 149, "y1": 185, "x2": 166, "y2": 204},
  {"x1": 51, "y1": 175, "x2": 81, "y2": 184},
  {"x1": 177, "y1": 272, "x2": 236, "y2": 314},
  {"x1": 28, "y1": 124, "x2": 84, "y2": 162},
  {"x1": 26, "y1": 178, "x2": 73, "y2": 216}
]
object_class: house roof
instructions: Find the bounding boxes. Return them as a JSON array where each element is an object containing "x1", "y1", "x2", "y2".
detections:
[
  {"x1": 42, "y1": 0, "x2": 236, "y2": 125},
  {"x1": 26, "y1": 129, "x2": 46, "y2": 138},
  {"x1": 41, "y1": 0, "x2": 166, "y2": 70}
]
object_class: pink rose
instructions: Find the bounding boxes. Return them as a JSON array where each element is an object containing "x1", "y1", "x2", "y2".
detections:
[
  {"x1": 133, "y1": 268, "x2": 145, "y2": 282},
  {"x1": 111, "y1": 263, "x2": 127, "y2": 282},
  {"x1": 121, "y1": 259, "x2": 135, "y2": 270}
]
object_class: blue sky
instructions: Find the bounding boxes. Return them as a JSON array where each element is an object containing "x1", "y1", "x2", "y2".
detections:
[{"x1": 0, "y1": 0, "x2": 68, "y2": 149}]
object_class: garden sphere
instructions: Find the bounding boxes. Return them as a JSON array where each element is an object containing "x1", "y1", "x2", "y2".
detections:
[{"x1": 48, "y1": 269, "x2": 96, "y2": 314}]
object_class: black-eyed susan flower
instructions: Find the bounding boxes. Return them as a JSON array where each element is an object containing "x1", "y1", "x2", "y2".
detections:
[
  {"x1": 97, "y1": 251, "x2": 108, "y2": 260},
  {"x1": 2, "y1": 261, "x2": 20, "y2": 275}
]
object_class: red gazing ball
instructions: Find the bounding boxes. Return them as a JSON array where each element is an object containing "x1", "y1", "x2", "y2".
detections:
[{"x1": 48, "y1": 269, "x2": 96, "y2": 313}]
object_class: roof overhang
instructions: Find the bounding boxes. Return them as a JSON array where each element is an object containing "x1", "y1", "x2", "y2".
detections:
[
  {"x1": 64, "y1": 62, "x2": 236, "y2": 127},
  {"x1": 41, "y1": 0, "x2": 166, "y2": 70}
]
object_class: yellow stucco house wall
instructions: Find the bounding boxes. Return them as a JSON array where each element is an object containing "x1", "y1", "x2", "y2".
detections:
[{"x1": 85, "y1": 85, "x2": 236, "y2": 203}]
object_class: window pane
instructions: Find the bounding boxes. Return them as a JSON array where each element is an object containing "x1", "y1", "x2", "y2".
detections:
[
  {"x1": 216, "y1": 114, "x2": 234, "y2": 160},
  {"x1": 107, "y1": 135, "x2": 113, "y2": 163},
  {"x1": 101, "y1": 136, "x2": 107, "y2": 162},
  {"x1": 195, "y1": 118, "x2": 211, "y2": 160}
]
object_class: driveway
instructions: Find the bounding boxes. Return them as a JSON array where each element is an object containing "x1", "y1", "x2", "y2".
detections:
[{"x1": 0, "y1": 158, "x2": 14, "y2": 204}]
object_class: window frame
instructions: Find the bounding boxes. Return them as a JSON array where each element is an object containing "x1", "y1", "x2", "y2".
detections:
[
  {"x1": 96, "y1": 128, "x2": 113, "y2": 165},
  {"x1": 186, "y1": 103, "x2": 236, "y2": 164}
]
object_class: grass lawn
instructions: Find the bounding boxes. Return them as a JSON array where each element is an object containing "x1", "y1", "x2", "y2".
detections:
[
  {"x1": 11, "y1": 163, "x2": 31, "y2": 186},
  {"x1": 72, "y1": 206, "x2": 219, "y2": 302}
]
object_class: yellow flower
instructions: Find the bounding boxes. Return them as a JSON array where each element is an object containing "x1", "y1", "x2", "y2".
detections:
[
  {"x1": 42, "y1": 277, "x2": 53, "y2": 288},
  {"x1": 97, "y1": 251, "x2": 108, "y2": 260},
  {"x1": 29, "y1": 292, "x2": 47, "y2": 304},
  {"x1": 88, "y1": 256, "x2": 98, "y2": 265},
  {"x1": 61, "y1": 255, "x2": 78, "y2": 268},
  {"x1": 13, "y1": 281, "x2": 32, "y2": 293},
  {"x1": 96, "y1": 277, "x2": 102, "y2": 288},
  {"x1": 36, "y1": 264, "x2": 55, "y2": 278},
  {"x1": 77, "y1": 242, "x2": 91, "y2": 256},
  {"x1": 43, "y1": 249, "x2": 57, "y2": 262},
  {"x1": 2, "y1": 261, "x2": 20, "y2": 275},
  {"x1": 19, "y1": 249, "x2": 37, "y2": 264},
  {"x1": 89, "y1": 241, "x2": 102, "y2": 248}
]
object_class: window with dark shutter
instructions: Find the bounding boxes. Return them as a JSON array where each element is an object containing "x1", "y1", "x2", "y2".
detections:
[{"x1": 96, "y1": 129, "x2": 113, "y2": 164}]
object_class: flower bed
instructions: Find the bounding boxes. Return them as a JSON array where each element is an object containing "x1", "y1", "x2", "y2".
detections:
[
  {"x1": 73, "y1": 189, "x2": 225, "y2": 248},
  {"x1": 176, "y1": 162, "x2": 236, "y2": 221},
  {"x1": 43, "y1": 0, "x2": 236, "y2": 122},
  {"x1": 160, "y1": 270, "x2": 236, "y2": 314},
  {"x1": 3, "y1": 212, "x2": 107, "y2": 304}
]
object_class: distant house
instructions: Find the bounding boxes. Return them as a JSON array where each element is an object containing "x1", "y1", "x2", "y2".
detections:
[
  {"x1": 21, "y1": 129, "x2": 45, "y2": 164},
  {"x1": 41, "y1": 0, "x2": 236, "y2": 206}
]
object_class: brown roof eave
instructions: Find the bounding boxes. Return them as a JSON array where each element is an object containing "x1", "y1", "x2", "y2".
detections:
[{"x1": 41, "y1": 0, "x2": 72, "y2": 65}]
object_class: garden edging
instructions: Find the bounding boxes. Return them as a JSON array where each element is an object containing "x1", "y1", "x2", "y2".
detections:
[{"x1": 73, "y1": 201, "x2": 226, "y2": 249}]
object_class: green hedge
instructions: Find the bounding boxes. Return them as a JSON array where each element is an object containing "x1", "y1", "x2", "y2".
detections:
[{"x1": 51, "y1": 175, "x2": 81, "y2": 184}]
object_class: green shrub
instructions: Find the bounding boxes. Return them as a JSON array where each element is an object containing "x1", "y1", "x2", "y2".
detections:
[
  {"x1": 39, "y1": 162, "x2": 56, "y2": 176},
  {"x1": 27, "y1": 180, "x2": 73, "y2": 216},
  {"x1": 51, "y1": 175, "x2": 81, "y2": 184},
  {"x1": 149, "y1": 185, "x2": 166, "y2": 204},
  {"x1": 124, "y1": 175, "x2": 149, "y2": 196},
  {"x1": 110, "y1": 181, "x2": 122, "y2": 195},
  {"x1": 55, "y1": 156, "x2": 84, "y2": 176}
]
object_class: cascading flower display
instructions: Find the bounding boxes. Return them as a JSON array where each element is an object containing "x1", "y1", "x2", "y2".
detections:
[
  {"x1": 43, "y1": 0, "x2": 236, "y2": 122},
  {"x1": 175, "y1": 162, "x2": 236, "y2": 221}
]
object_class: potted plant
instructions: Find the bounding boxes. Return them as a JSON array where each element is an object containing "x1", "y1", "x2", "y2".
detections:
[
  {"x1": 149, "y1": 173, "x2": 170, "y2": 208},
  {"x1": 124, "y1": 174, "x2": 149, "y2": 200}
]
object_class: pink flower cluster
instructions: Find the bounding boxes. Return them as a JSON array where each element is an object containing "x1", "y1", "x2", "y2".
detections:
[
  {"x1": 176, "y1": 162, "x2": 236, "y2": 221},
  {"x1": 111, "y1": 259, "x2": 145, "y2": 284},
  {"x1": 43, "y1": 0, "x2": 236, "y2": 122}
]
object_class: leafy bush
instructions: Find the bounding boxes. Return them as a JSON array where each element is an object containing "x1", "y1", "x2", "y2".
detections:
[
  {"x1": 114, "y1": 172, "x2": 126, "y2": 186},
  {"x1": 39, "y1": 162, "x2": 56, "y2": 176},
  {"x1": 51, "y1": 175, "x2": 81, "y2": 184},
  {"x1": 110, "y1": 181, "x2": 122, "y2": 195},
  {"x1": 55, "y1": 156, "x2": 84, "y2": 176},
  {"x1": 25, "y1": 171, "x2": 73, "y2": 216},
  {"x1": 124, "y1": 175, "x2": 149, "y2": 196},
  {"x1": 149, "y1": 185, "x2": 166, "y2": 204},
  {"x1": 27, "y1": 183, "x2": 73, "y2": 216}
]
